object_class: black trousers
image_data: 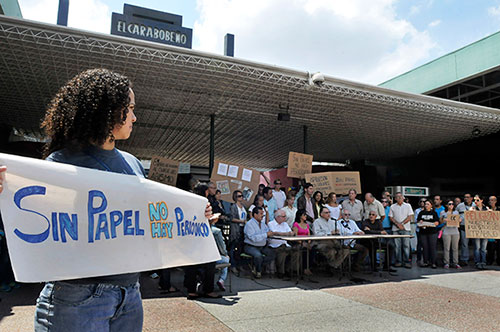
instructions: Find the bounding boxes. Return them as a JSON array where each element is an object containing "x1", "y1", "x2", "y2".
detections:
[
  {"x1": 421, "y1": 232, "x2": 438, "y2": 265},
  {"x1": 184, "y1": 262, "x2": 216, "y2": 294},
  {"x1": 486, "y1": 240, "x2": 500, "y2": 265},
  {"x1": 0, "y1": 237, "x2": 14, "y2": 285},
  {"x1": 158, "y1": 268, "x2": 172, "y2": 290}
]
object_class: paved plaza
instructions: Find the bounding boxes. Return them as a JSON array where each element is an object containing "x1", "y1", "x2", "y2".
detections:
[{"x1": 1, "y1": 262, "x2": 499, "y2": 332}]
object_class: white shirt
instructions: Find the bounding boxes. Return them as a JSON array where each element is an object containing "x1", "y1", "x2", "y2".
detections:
[
  {"x1": 326, "y1": 205, "x2": 341, "y2": 221},
  {"x1": 342, "y1": 199, "x2": 364, "y2": 221},
  {"x1": 268, "y1": 220, "x2": 292, "y2": 248},
  {"x1": 237, "y1": 205, "x2": 247, "y2": 221},
  {"x1": 389, "y1": 203, "x2": 414, "y2": 231},
  {"x1": 312, "y1": 217, "x2": 337, "y2": 236},
  {"x1": 336, "y1": 218, "x2": 362, "y2": 247},
  {"x1": 273, "y1": 189, "x2": 287, "y2": 209},
  {"x1": 283, "y1": 205, "x2": 297, "y2": 228},
  {"x1": 363, "y1": 199, "x2": 385, "y2": 220}
]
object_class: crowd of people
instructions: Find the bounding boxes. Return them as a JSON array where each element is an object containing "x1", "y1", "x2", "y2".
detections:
[
  {"x1": 206, "y1": 179, "x2": 500, "y2": 281},
  {"x1": 0, "y1": 68, "x2": 499, "y2": 332}
]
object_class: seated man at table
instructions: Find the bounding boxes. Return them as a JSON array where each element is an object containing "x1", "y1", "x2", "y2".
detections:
[
  {"x1": 268, "y1": 209, "x2": 298, "y2": 279},
  {"x1": 360, "y1": 211, "x2": 391, "y2": 272},
  {"x1": 336, "y1": 210, "x2": 369, "y2": 272},
  {"x1": 244, "y1": 206, "x2": 276, "y2": 279},
  {"x1": 313, "y1": 207, "x2": 350, "y2": 271}
]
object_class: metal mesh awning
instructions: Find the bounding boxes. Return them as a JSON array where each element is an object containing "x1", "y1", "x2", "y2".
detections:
[{"x1": 1, "y1": 15, "x2": 500, "y2": 169}]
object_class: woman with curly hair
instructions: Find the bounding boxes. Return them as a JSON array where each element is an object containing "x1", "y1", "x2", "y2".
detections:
[
  {"x1": 23, "y1": 68, "x2": 145, "y2": 331},
  {"x1": 0, "y1": 68, "x2": 147, "y2": 331}
]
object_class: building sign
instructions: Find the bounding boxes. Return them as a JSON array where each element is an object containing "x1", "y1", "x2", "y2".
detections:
[{"x1": 111, "y1": 4, "x2": 192, "y2": 49}]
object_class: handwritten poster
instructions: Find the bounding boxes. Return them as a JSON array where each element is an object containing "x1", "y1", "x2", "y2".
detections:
[
  {"x1": 287, "y1": 152, "x2": 313, "y2": 179},
  {"x1": 464, "y1": 210, "x2": 500, "y2": 239},
  {"x1": 0, "y1": 153, "x2": 220, "y2": 282},
  {"x1": 305, "y1": 171, "x2": 361, "y2": 196},
  {"x1": 447, "y1": 214, "x2": 460, "y2": 227},
  {"x1": 148, "y1": 156, "x2": 179, "y2": 186}
]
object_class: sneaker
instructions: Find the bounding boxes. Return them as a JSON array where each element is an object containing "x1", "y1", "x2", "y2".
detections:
[
  {"x1": 394, "y1": 263, "x2": 402, "y2": 267},
  {"x1": 255, "y1": 272, "x2": 262, "y2": 279},
  {"x1": 217, "y1": 280, "x2": 225, "y2": 292},
  {"x1": 431, "y1": 264, "x2": 437, "y2": 269},
  {"x1": 444, "y1": 264, "x2": 449, "y2": 269},
  {"x1": 303, "y1": 269, "x2": 313, "y2": 276},
  {"x1": 455, "y1": 264, "x2": 462, "y2": 269},
  {"x1": 404, "y1": 263, "x2": 412, "y2": 269}
]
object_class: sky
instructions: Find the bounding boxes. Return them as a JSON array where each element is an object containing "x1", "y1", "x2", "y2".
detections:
[{"x1": 16, "y1": 0, "x2": 500, "y2": 85}]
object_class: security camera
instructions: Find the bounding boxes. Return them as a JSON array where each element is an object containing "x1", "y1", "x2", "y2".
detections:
[{"x1": 308, "y1": 72, "x2": 325, "y2": 86}]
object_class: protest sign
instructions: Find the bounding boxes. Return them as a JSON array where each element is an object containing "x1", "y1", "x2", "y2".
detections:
[
  {"x1": 287, "y1": 152, "x2": 313, "y2": 179},
  {"x1": 211, "y1": 160, "x2": 259, "y2": 208},
  {"x1": 464, "y1": 210, "x2": 500, "y2": 239},
  {"x1": 305, "y1": 171, "x2": 361, "y2": 196},
  {"x1": 148, "y1": 156, "x2": 179, "y2": 186},
  {"x1": 0, "y1": 153, "x2": 220, "y2": 282},
  {"x1": 447, "y1": 214, "x2": 460, "y2": 227}
]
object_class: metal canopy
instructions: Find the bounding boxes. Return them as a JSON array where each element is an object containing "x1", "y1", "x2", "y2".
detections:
[{"x1": 1, "y1": 15, "x2": 500, "y2": 169}]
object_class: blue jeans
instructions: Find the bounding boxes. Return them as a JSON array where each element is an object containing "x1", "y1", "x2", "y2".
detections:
[
  {"x1": 216, "y1": 255, "x2": 230, "y2": 281},
  {"x1": 393, "y1": 229, "x2": 411, "y2": 264},
  {"x1": 34, "y1": 282, "x2": 143, "y2": 332},
  {"x1": 474, "y1": 238, "x2": 488, "y2": 264},
  {"x1": 244, "y1": 245, "x2": 275, "y2": 272},
  {"x1": 460, "y1": 228, "x2": 469, "y2": 262}
]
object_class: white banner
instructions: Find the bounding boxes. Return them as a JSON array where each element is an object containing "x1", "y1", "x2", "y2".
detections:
[{"x1": 0, "y1": 153, "x2": 220, "y2": 282}]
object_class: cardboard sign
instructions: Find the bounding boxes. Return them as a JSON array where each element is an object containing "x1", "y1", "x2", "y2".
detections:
[
  {"x1": 0, "y1": 153, "x2": 220, "y2": 282},
  {"x1": 305, "y1": 171, "x2": 361, "y2": 196},
  {"x1": 211, "y1": 160, "x2": 259, "y2": 208},
  {"x1": 447, "y1": 214, "x2": 460, "y2": 227},
  {"x1": 148, "y1": 156, "x2": 179, "y2": 186},
  {"x1": 464, "y1": 210, "x2": 500, "y2": 239},
  {"x1": 287, "y1": 152, "x2": 313, "y2": 179}
]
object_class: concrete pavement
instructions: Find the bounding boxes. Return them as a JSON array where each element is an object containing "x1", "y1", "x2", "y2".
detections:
[{"x1": 1, "y1": 263, "x2": 500, "y2": 331}]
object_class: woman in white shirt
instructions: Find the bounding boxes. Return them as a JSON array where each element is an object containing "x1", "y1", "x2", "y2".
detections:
[
  {"x1": 326, "y1": 192, "x2": 341, "y2": 221},
  {"x1": 283, "y1": 193, "x2": 297, "y2": 228}
]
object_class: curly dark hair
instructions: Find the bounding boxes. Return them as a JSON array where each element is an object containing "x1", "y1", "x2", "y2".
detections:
[{"x1": 41, "y1": 68, "x2": 132, "y2": 157}]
